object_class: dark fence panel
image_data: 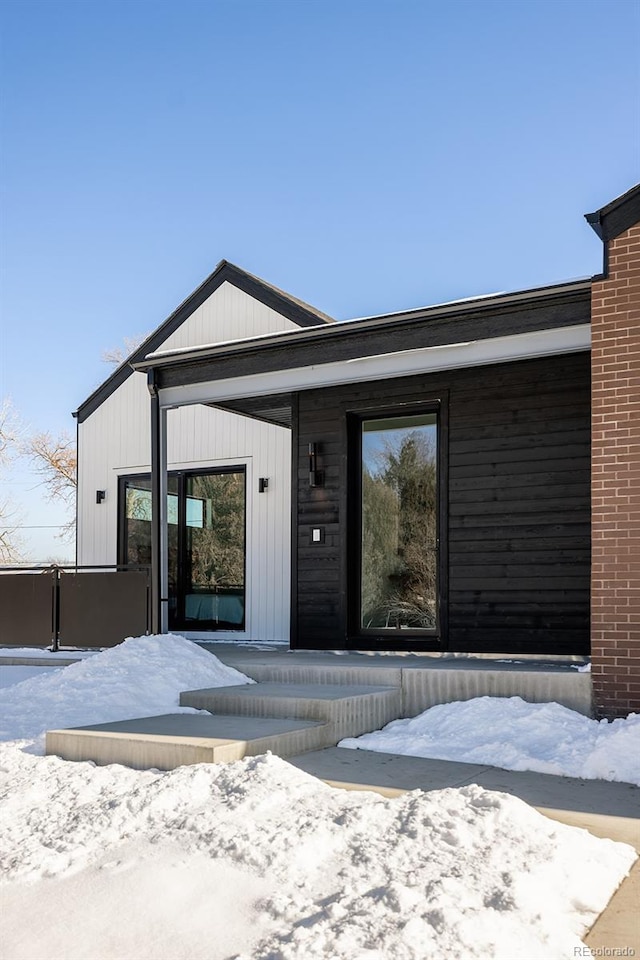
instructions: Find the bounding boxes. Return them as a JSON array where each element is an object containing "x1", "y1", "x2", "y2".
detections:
[
  {"x1": 58, "y1": 571, "x2": 150, "y2": 648},
  {"x1": 0, "y1": 571, "x2": 55, "y2": 647},
  {"x1": 0, "y1": 567, "x2": 150, "y2": 649}
]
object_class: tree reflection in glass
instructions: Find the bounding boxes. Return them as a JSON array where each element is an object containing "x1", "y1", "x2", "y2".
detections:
[{"x1": 361, "y1": 413, "x2": 437, "y2": 631}]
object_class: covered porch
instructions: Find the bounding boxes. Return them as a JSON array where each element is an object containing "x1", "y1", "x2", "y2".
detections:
[{"x1": 135, "y1": 278, "x2": 592, "y2": 658}]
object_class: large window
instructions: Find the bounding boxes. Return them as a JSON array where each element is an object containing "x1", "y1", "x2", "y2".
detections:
[
  {"x1": 119, "y1": 468, "x2": 246, "y2": 631},
  {"x1": 359, "y1": 412, "x2": 438, "y2": 634}
]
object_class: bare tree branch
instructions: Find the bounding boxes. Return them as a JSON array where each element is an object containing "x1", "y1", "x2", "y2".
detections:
[
  {"x1": 25, "y1": 430, "x2": 77, "y2": 543},
  {"x1": 0, "y1": 398, "x2": 25, "y2": 562},
  {"x1": 0, "y1": 499, "x2": 24, "y2": 563},
  {"x1": 101, "y1": 334, "x2": 149, "y2": 367},
  {"x1": 0, "y1": 397, "x2": 20, "y2": 466}
]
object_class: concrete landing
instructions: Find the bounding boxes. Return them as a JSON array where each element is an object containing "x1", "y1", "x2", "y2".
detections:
[
  {"x1": 180, "y1": 682, "x2": 402, "y2": 741},
  {"x1": 209, "y1": 645, "x2": 593, "y2": 716},
  {"x1": 46, "y1": 714, "x2": 329, "y2": 770},
  {"x1": 287, "y1": 747, "x2": 640, "y2": 954}
]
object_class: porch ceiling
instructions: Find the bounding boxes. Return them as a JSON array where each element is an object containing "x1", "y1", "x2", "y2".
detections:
[{"x1": 209, "y1": 393, "x2": 293, "y2": 428}]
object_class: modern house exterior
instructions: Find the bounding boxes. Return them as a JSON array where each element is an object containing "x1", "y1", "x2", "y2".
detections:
[
  {"x1": 74, "y1": 263, "x2": 335, "y2": 642},
  {"x1": 77, "y1": 184, "x2": 640, "y2": 718}
]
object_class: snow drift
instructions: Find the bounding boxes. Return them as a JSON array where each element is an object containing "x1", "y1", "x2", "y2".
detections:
[
  {"x1": 340, "y1": 695, "x2": 640, "y2": 786},
  {"x1": 0, "y1": 633, "x2": 253, "y2": 745}
]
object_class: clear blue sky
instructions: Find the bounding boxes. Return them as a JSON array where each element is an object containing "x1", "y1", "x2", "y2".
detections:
[{"x1": 1, "y1": 0, "x2": 639, "y2": 560}]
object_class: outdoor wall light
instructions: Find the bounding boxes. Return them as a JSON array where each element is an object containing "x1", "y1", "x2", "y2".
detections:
[
  {"x1": 308, "y1": 443, "x2": 323, "y2": 487},
  {"x1": 96, "y1": 490, "x2": 106, "y2": 504},
  {"x1": 258, "y1": 477, "x2": 269, "y2": 493}
]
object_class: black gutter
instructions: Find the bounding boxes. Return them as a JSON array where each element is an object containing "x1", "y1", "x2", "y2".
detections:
[
  {"x1": 74, "y1": 416, "x2": 79, "y2": 569},
  {"x1": 148, "y1": 370, "x2": 162, "y2": 635},
  {"x1": 585, "y1": 183, "x2": 640, "y2": 243}
]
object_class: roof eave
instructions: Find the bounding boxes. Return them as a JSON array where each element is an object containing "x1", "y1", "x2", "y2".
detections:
[
  {"x1": 73, "y1": 260, "x2": 334, "y2": 423},
  {"x1": 133, "y1": 277, "x2": 592, "y2": 373},
  {"x1": 585, "y1": 183, "x2": 640, "y2": 243}
]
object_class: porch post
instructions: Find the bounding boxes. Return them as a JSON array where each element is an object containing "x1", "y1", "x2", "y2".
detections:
[{"x1": 148, "y1": 370, "x2": 169, "y2": 635}]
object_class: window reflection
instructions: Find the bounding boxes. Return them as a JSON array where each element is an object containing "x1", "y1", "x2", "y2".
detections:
[
  {"x1": 361, "y1": 414, "x2": 438, "y2": 631},
  {"x1": 120, "y1": 470, "x2": 244, "y2": 630}
]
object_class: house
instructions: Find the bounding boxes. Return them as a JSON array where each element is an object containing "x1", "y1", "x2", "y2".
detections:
[
  {"x1": 78, "y1": 184, "x2": 640, "y2": 718},
  {"x1": 74, "y1": 263, "x2": 335, "y2": 643}
]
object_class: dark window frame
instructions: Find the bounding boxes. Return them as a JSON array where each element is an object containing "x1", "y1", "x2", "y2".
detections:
[
  {"x1": 345, "y1": 395, "x2": 448, "y2": 650},
  {"x1": 118, "y1": 466, "x2": 247, "y2": 632}
]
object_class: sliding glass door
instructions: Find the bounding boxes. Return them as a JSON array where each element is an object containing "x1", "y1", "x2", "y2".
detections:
[
  {"x1": 359, "y1": 412, "x2": 438, "y2": 635},
  {"x1": 119, "y1": 467, "x2": 246, "y2": 631}
]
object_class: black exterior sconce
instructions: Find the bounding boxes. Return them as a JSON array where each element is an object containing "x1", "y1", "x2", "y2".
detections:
[
  {"x1": 258, "y1": 477, "x2": 269, "y2": 493},
  {"x1": 308, "y1": 443, "x2": 323, "y2": 487},
  {"x1": 96, "y1": 490, "x2": 106, "y2": 504}
]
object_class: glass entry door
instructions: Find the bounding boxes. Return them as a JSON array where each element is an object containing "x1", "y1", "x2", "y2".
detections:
[
  {"x1": 359, "y1": 412, "x2": 438, "y2": 634},
  {"x1": 120, "y1": 467, "x2": 246, "y2": 631}
]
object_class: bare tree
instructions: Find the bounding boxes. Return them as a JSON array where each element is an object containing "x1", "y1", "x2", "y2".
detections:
[
  {"x1": 3, "y1": 335, "x2": 147, "y2": 556},
  {"x1": 26, "y1": 430, "x2": 77, "y2": 542},
  {"x1": 0, "y1": 398, "x2": 18, "y2": 464},
  {"x1": 0, "y1": 398, "x2": 24, "y2": 562},
  {"x1": 101, "y1": 334, "x2": 149, "y2": 367}
]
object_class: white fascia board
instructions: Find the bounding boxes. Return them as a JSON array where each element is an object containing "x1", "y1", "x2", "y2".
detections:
[{"x1": 159, "y1": 324, "x2": 591, "y2": 409}]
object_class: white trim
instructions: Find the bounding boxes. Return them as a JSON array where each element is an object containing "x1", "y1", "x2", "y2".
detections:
[{"x1": 158, "y1": 324, "x2": 591, "y2": 410}]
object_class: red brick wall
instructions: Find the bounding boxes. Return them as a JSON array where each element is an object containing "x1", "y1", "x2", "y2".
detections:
[{"x1": 591, "y1": 223, "x2": 640, "y2": 718}]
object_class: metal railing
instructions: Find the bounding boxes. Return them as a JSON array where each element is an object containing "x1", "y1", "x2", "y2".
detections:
[{"x1": 0, "y1": 565, "x2": 151, "y2": 650}]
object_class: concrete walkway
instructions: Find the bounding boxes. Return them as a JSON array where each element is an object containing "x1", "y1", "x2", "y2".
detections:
[{"x1": 288, "y1": 746, "x2": 640, "y2": 953}]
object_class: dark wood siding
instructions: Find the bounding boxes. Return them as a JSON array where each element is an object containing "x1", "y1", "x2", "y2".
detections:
[{"x1": 294, "y1": 352, "x2": 590, "y2": 655}]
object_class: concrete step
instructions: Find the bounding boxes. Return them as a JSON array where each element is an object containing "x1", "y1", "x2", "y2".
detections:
[
  {"x1": 224, "y1": 659, "x2": 403, "y2": 689},
  {"x1": 217, "y1": 655, "x2": 592, "y2": 717},
  {"x1": 180, "y1": 682, "x2": 403, "y2": 741},
  {"x1": 46, "y1": 713, "x2": 332, "y2": 771}
]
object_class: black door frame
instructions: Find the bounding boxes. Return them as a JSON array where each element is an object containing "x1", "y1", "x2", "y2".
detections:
[
  {"x1": 344, "y1": 394, "x2": 449, "y2": 651},
  {"x1": 119, "y1": 465, "x2": 247, "y2": 632}
]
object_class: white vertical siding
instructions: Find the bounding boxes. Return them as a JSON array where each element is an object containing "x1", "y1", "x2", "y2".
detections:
[
  {"x1": 161, "y1": 281, "x2": 303, "y2": 350},
  {"x1": 76, "y1": 280, "x2": 297, "y2": 643}
]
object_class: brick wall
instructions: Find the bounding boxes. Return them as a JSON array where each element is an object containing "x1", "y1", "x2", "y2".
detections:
[{"x1": 591, "y1": 223, "x2": 640, "y2": 717}]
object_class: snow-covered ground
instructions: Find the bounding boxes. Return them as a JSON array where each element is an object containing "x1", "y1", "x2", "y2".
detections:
[
  {"x1": 0, "y1": 646, "x2": 99, "y2": 660},
  {"x1": 340, "y1": 696, "x2": 640, "y2": 787},
  {"x1": 0, "y1": 635, "x2": 637, "y2": 960},
  {"x1": 0, "y1": 663, "x2": 64, "y2": 688},
  {"x1": 0, "y1": 633, "x2": 252, "y2": 747}
]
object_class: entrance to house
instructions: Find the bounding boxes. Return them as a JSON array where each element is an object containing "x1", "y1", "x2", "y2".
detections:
[
  {"x1": 354, "y1": 410, "x2": 440, "y2": 639},
  {"x1": 119, "y1": 467, "x2": 246, "y2": 631}
]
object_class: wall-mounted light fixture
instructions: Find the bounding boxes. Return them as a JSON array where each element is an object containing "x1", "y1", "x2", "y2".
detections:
[
  {"x1": 258, "y1": 477, "x2": 269, "y2": 493},
  {"x1": 96, "y1": 490, "x2": 106, "y2": 504},
  {"x1": 308, "y1": 442, "x2": 323, "y2": 487}
]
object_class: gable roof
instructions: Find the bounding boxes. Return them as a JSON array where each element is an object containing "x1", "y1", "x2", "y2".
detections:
[
  {"x1": 585, "y1": 183, "x2": 640, "y2": 243},
  {"x1": 74, "y1": 260, "x2": 334, "y2": 423}
]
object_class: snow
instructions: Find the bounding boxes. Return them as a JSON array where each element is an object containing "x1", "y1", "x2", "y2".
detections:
[
  {"x1": 0, "y1": 633, "x2": 253, "y2": 747},
  {"x1": 340, "y1": 696, "x2": 640, "y2": 786},
  {"x1": 0, "y1": 638, "x2": 637, "y2": 959},
  {"x1": 0, "y1": 748, "x2": 636, "y2": 960},
  {"x1": 0, "y1": 646, "x2": 99, "y2": 659},
  {"x1": 0, "y1": 664, "x2": 64, "y2": 689}
]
